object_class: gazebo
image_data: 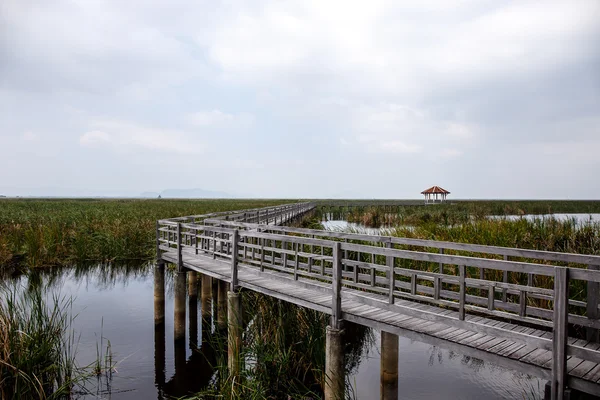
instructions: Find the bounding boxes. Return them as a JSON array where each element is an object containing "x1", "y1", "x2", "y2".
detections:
[{"x1": 421, "y1": 186, "x2": 450, "y2": 204}]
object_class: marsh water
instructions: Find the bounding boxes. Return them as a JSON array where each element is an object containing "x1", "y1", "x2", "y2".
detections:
[
  {"x1": 490, "y1": 213, "x2": 600, "y2": 224},
  {"x1": 3, "y1": 261, "x2": 543, "y2": 399}
]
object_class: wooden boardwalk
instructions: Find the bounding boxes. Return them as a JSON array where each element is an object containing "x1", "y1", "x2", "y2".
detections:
[{"x1": 157, "y1": 202, "x2": 600, "y2": 399}]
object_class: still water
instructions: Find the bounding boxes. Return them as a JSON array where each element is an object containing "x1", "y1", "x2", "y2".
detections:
[
  {"x1": 6, "y1": 263, "x2": 544, "y2": 399},
  {"x1": 489, "y1": 213, "x2": 600, "y2": 224}
]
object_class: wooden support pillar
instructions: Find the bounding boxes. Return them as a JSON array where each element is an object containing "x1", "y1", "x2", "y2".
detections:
[
  {"x1": 188, "y1": 271, "x2": 199, "y2": 347},
  {"x1": 201, "y1": 274, "x2": 212, "y2": 320},
  {"x1": 227, "y1": 291, "x2": 242, "y2": 377},
  {"x1": 551, "y1": 267, "x2": 569, "y2": 400},
  {"x1": 380, "y1": 331, "x2": 399, "y2": 400},
  {"x1": 325, "y1": 240, "x2": 345, "y2": 400},
  {"x1": 325, "y1": 325, "x2": 344, "y2": 400},
  {"x1": 154, "y1": 263, "x2": 165, "y2": 325},
  {"x1": 228, "y1": 228, "x2": 243, "y2": 387}
]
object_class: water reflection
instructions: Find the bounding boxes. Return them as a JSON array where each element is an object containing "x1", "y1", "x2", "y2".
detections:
[{"x1": 1, "y1": 263, "x2": 544, "y2": 399}]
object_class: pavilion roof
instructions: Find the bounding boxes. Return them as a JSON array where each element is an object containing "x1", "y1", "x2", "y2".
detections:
[{"x1": 421, "y1": 186, "x2": 450, "y2": 194}]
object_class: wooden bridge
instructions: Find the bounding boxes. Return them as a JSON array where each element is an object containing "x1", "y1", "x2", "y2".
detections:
[{"x1": 156, "y1": 202, "x2": 600, "y2": 400}]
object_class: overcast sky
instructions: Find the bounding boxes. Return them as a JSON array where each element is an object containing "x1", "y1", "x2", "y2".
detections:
[{"x1": 1, "y1": 0, "x2": 599, "y2": 198}]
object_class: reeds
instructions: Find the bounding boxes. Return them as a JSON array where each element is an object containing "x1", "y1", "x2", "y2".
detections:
[
  {"x1": 196, "y1": 292, "x2": 373, "y2": 399},
  {"x1": 340, "y1": 201, "x2": 600, "y2": 228},
  {"x1": 0, "y1": 199, "x2": 292, "y2": 268},
  {"x1": 0, "y1": 284, "x2": 80, "y2": 399}
]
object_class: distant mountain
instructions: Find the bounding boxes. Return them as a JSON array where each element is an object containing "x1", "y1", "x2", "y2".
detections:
[{"x1": 140, "y1": 188, "x2": 234, "y2": 198}]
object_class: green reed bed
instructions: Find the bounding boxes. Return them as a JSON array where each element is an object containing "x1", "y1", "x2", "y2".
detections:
[
  {"x1": 0, "y1": 199, "x2": 293, "y2": 268},
  {"x1": 342, "y1": 200, "x2": 600, "y2": 228}
]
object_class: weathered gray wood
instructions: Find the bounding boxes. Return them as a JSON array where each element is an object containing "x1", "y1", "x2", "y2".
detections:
[
  {"x1": 488, "y1": 284, "x2": 495, "y2": 311},
  {"x1": 331, "y1": 242, "x2": 342, "y2": 329},
  {"x1": 230, "y1": 229, "x2": 239, "y2": 291},
  {"x1": 588, "y1": 265, "x2": 600, "y2": 342},
  {"x1": 459, "y1": 265, "x2": 466, "y2": 321},
  {"x1": 386, "y1": 242, "x2": 394, "y2": 305},
  {"x1": 177, "y1": 222, "x2": 183, "y2": 270},
  {"x1": 552, "y1": 267, "x2": 569, "y2": 400}
]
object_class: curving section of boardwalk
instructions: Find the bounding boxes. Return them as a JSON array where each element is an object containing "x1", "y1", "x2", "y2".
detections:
[{"x1": 157, "y1": 202, "x2": 600, "y2": 399}]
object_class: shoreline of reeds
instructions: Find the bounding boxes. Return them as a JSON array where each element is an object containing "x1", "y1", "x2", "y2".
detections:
[
  {"x1": 0, "y1": 283, "x2": 113, "y2": 399},
  {"x1": 0, "y1": 199, "x2": 293, "y2": 269}
]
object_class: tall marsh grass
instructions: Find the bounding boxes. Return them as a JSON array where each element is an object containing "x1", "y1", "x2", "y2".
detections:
[
  {"x1": 0, "y1": 285, "x2": 80, "y2": 399},
  {"x1": 340, "y1": 201, "x2": 600, "y2": 228},
  {"x1": 0, "y1": 199, "x2": 292, "y2": 268},
  {"x1": 196, "y1": 292, "x2": 373, "y2": 399}
]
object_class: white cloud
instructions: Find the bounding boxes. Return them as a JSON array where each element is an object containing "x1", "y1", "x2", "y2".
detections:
[
  {"x1": 21, "y1": 131, "x2": 38, "y2": 142},
  {"x1": 188, "y1": 110, "x2": 233, "y2": 126},
  {"x1": 341, "y1": 102, "x2": 476, "y2": 158},
  {"x1": 80, "y1": 131, "x2": 111, "y2": 147},
  {"x1": 79, "y1": 120, "x2": 204, "y2": 155}
]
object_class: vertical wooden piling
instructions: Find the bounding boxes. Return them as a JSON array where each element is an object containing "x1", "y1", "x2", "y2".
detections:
[
  {"x1": 201, "y1": 274, "x2": 212, "y2": 320},
  {"x1": 325, "y1": 325, "x2": 344, "y2": 400},
  {"x1": 228, "y1": 229, "x2": 243, "y2": 384},
  {"x1": 154, "y1": 263, "x2": 165, "y2": 325},
  {"x1": 551, "y1": 267, "x2": 569, "y2": 400},
  {"x1": 380, "y1": 331, "x2": 399, "y2": 400},
  {"x1": 587, "y1": 265, "x2": 599, "y2": 342},
  {"x1": 174, "y1": 271, "x2": 187, "y2": 342}
]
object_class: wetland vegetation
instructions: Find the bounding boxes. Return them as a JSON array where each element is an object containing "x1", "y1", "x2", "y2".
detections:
[{"x1": 0, "y1": 199, "x2": 292, "y2": 269}]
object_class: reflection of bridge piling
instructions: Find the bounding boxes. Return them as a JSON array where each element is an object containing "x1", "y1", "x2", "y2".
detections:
[
  {"x1": 217, "y1": 280, "x2": 228, "y2": 330},
  {"x1": 154, "y1": 262, "x2": 166, "y2": 395},
  {"x1": 188, "y1": 271, "x2": 198, "y2": 347}
]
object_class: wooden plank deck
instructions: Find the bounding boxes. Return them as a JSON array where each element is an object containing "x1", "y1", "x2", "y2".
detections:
[{"x1": 162, "y1": 250, "x2": 600, "y2": 396}]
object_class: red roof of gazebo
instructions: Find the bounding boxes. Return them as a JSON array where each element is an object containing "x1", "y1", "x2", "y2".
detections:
[{"x1": 421, "y1": 186, "x2": 450, "y2": 195}]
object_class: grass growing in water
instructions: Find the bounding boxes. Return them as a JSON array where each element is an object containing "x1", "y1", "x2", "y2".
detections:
[
  {"x1": 338, "y1": 200, "x2": 600, "y2": 228},
  {"x1": 0, "y1": 284, "x2": 80, "y2": 399},
  {"x1": 194, "y1": 292, "x2": 373, "y2": 399},
  {"x1": 0, "y1": 198, "x2": 294, "y2": 268}
]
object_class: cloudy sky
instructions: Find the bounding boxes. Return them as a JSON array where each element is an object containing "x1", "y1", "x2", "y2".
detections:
[{"x1": 1, "y1": 0, "x2": 599, "y2": 198}]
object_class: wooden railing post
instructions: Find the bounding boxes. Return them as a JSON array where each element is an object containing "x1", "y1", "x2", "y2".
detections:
[
  {"x1": 177, "y1": 222, "x2": 183, "y2": 271},
  {"x1": 587, "y1": 265, "x2": 599, "y2": 342},
  {"x1": 502, "y1": 255, "x2": 509, "y2": 303},
  {"x1": 552, "y1": 267, "x2": 569, "y2": 400},
  {"x1": 155, "y1": 221, "x2": 162, "y2": 262},
  {"x1": 458, "y1": 265, "x2": 466, "y2": 320},
  {"x1": 331, "y1": 242, "x2": 342, "y2": 329},
  {"x1": 386, "y1": 242, "x2": 394, "y2": 305},
  {"x1": 230, "y1": 229, "x2": 239, "y2": 292}
]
